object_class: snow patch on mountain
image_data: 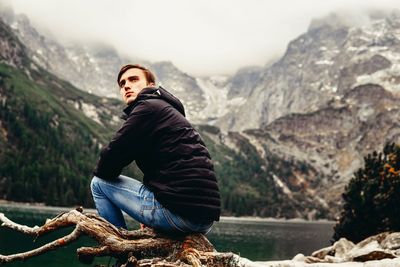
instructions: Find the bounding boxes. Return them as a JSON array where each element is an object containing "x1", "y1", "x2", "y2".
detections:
[{"x1": 196, "y1": 76, "x2": 246, "y2": 124}]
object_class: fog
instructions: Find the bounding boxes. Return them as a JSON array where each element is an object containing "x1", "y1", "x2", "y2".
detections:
[{"x1": 3, "y1": 0, "x2": 400, "y2": 76}]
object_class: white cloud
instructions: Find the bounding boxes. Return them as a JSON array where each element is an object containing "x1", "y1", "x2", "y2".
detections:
[{"x1": 4, "y1": 0, "x2": 400, "y2": 76}]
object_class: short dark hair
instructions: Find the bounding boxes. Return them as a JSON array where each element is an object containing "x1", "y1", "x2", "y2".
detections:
[{"x1": 117, "y1": 64, "x2": 156, "y2": 86}]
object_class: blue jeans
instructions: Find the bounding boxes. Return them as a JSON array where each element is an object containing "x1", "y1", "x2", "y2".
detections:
[{"x1": 90, "y1": 175, "x2": 213, "y2": 234}]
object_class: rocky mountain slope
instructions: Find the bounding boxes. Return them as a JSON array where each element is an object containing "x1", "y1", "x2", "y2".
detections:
[
  {"x1": 218, "y1": 11, "x2": 400, "y2": 131},
  {"x1": 214, "y1": 10, "x2": 400, "y2": 217},
  {"x1": 216, "y1": 10, "x2": 400, "y2": 215},
  {"x1": 0, "y1": 18, "x2": 127, "y2": 206},
  {"x1": 0, "y1": 5, "x2": 214, "y2": 123}
]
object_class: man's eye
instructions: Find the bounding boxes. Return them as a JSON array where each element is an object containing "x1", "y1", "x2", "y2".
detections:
[
  {"x1": 119, "y1": 81, "x2": 125, "y2": 87},
  {"x1": 129, "y1": 77, "x2": 139, "y2": 82}
]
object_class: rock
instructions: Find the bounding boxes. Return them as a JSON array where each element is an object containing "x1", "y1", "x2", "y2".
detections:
[
  {"x1": 353, "y1": 250, "x2": 396, "y2": 262},
  {"x1": 308, "y1": 232, "x2": 399, "y2": 264},
  {"x1": 350, "y1": 241, "x2": 395, "y2": 261},
  {"x1": 234, "y1": 232, "x2": 400, "y2": 266},
  {"x1": 381, "y1": 232, "x2": 400, "y2": 251},
  {"x1": 292, "y1": 254, "x2": 307, "y2": 262},
  {"x1": 311, "y1": 238, "x2": 355, "y2": 261},
  {"x1": 332, "y1": 238, "x2": 356, "y2": 260}
]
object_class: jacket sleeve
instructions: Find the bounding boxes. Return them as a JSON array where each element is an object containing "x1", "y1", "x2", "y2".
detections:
[{"x1": 93, "y1": 101, "x2": 154, "y2": 180}]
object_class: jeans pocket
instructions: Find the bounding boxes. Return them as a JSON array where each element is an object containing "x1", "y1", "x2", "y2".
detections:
[{"x1": 162, "y1": 208, "x2": 213, "y2": 234}]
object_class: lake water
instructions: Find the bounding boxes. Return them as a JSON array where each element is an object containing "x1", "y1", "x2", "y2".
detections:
[{"x1": 0, "y1": 205, "x2": 335, "y2": 266}]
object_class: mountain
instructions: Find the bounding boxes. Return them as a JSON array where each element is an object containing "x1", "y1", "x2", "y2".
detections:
[
  {"x1": 0, "y1": 6, "x2": 226, "y2": 124},
  {"x1": 0, "y1": 17, "x2": 128, "y2": 206},
  {"x1": 236, "y1": 83, "x2": 400, "y2": 216},
  {"x1": 1, "y1": 15, "x2": 323, "y2": 218},
  {"x1": 218, "y1": 11, "x2": 400, "y2": 131},
  {"x1": 208, "y1": 10, "x2": 400, "y2": 217},
  {"x1": 0, "y1": 5, "x2": 132, "y2": 99},
  {"x1": 198, "y1": 125, "x2": 330, "y2": 218},
  {"x1": 216, "y1": 10, "x2": 400, "y2": 215},
  {"x1": 4, "y1": 3, "x2": 400, "y2": 220}
]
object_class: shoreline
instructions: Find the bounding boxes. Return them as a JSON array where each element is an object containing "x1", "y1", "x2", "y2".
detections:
[
  {"x1": 0, "y1": 199, "x2": 335, "y2": 224},
  {"x1": 1, "y1": 200, "x2": 353, "y2": 266},
  {"x1": 3, "y1": 201, "x2": 396, "y2": 266}
]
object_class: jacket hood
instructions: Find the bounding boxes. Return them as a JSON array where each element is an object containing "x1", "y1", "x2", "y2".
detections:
[{"x1": 122, "y1": 86, "x2": 186, "y2": 119}]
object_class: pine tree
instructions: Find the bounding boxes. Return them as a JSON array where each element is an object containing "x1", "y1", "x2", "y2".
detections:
[{"x1": 333, "y1": 143, "x2": 400, "y2": 243}]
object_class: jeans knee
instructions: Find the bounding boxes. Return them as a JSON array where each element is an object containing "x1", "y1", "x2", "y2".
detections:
[{"x1": 90, "y1": 176, "x2": 102, "y2": 195}]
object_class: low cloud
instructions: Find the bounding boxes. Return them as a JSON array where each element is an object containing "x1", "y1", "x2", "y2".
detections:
[{"x1": 3, "y1": 0, "x2": 400, "y2": 76}]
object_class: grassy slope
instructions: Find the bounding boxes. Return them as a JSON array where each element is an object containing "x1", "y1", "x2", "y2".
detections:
[{"x1": 0, "y1": 63, "x2": 117, "y2": 206}]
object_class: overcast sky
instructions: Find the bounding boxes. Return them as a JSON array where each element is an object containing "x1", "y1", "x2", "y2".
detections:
[{"x1": 3, "y1": 0, "x2": 400, "y2": 76}]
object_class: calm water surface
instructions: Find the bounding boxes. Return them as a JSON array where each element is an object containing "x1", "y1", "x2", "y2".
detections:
[{"x1": 0, "y1": 205, "x2": 334, "y2": 266}]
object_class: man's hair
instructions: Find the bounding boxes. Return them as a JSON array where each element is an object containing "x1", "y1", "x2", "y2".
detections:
[{"x1": 117, "y1": 64, "x2": 156, "y2": 86}]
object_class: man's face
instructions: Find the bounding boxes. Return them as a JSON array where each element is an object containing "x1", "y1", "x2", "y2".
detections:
[{"x1": 119, "y1": 68, "x2": 154, "y2": 105}]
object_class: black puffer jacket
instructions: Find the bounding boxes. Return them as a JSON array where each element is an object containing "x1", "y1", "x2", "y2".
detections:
[{"x1": 93, "y1": 86, "x2": 221, "y2": 222}]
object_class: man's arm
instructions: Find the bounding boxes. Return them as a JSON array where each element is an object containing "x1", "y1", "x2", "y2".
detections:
[{"x1": 93, "y1": 101, "x2": 154, "y2": 180}]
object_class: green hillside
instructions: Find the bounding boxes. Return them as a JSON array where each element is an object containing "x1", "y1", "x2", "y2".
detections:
[
  {"x1": 0, "y1": 62, "x2": 123, "y2": 206},
  {"x1": 197, "y1": 125, "x2": 329, "y2": 218}
]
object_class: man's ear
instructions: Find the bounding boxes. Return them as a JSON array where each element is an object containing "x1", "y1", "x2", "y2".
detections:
[{"x1": 148, "y1": 82, "x2": 155, "y2": 87}]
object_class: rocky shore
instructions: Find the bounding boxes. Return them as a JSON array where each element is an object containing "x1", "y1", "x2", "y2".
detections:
[{"x1": 239, "y1": 231, "x2": 400, "y2": 266}]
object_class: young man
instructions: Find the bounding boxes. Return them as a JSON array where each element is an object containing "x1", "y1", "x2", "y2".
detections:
[{"x1": 90, "y1": 64, "x2": 220, "y2": 234}]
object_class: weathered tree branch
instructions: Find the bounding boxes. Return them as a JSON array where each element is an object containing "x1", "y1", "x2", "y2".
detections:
[
  {"x1": 0, "y1": 208, "x2": 240, "y2": 267},
  {"x1": 0, "y1": 212, "x2": 41, "y2": 235},
  {"x1": 0, "y1": 225, "x2": 82, "y2": 263}
]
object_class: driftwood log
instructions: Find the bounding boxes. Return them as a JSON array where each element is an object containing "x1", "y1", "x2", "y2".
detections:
[{"x1": 0, "y1": 207, "x2": 240, "y2": 267}]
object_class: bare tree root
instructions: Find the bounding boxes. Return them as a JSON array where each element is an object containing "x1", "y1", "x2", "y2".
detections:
[{"x1": 0, "y1": 208, "x2": 240, "y2": 267}]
